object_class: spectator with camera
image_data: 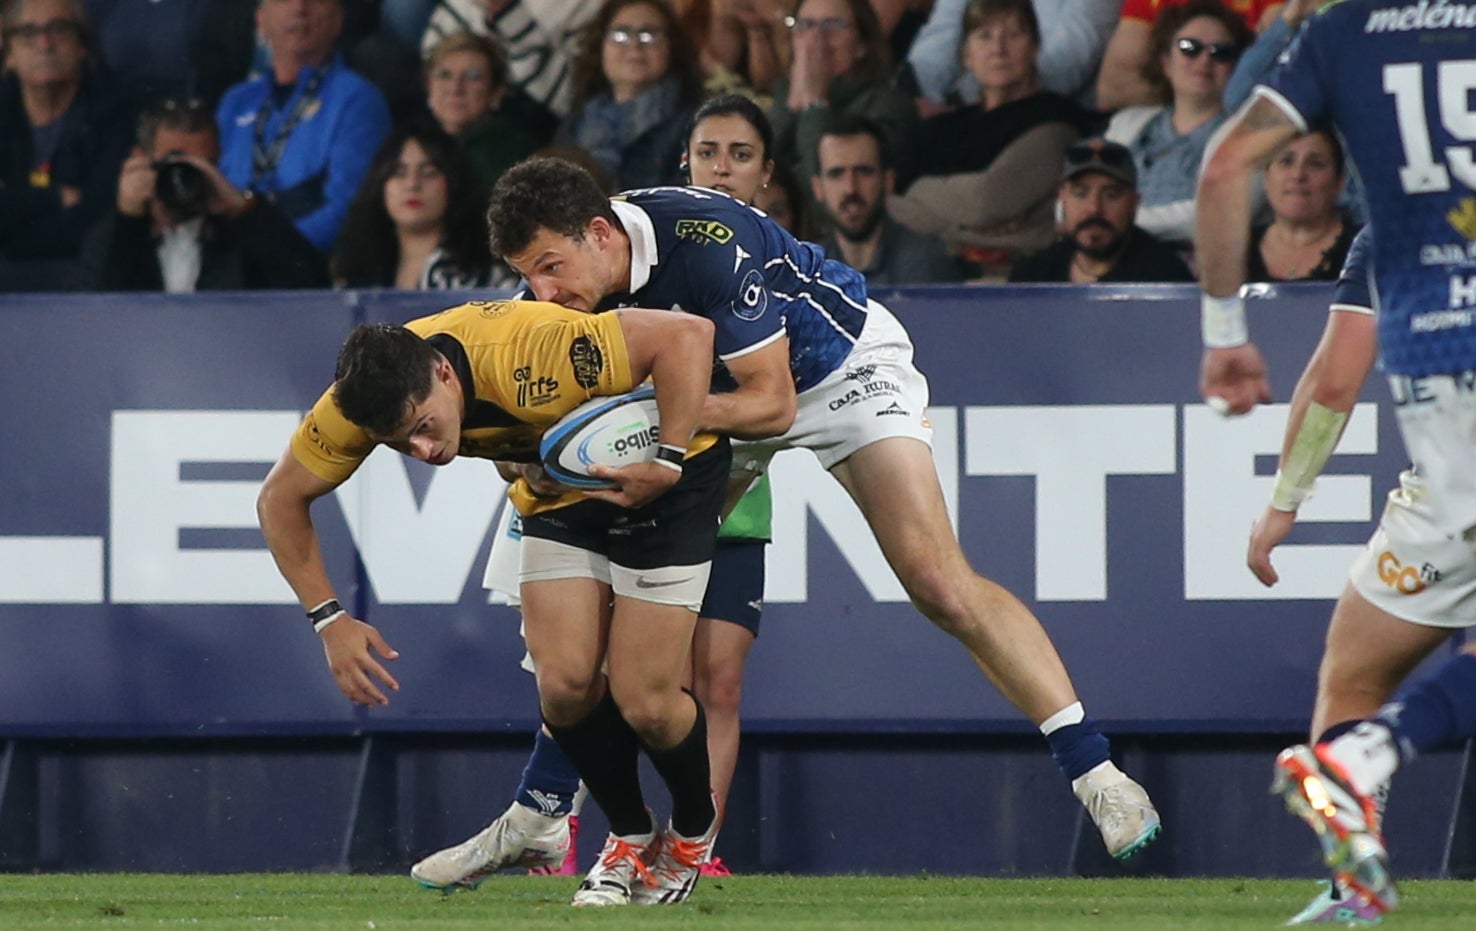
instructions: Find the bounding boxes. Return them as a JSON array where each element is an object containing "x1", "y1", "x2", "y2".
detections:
[
  {"x1": 215, "y1": 0, "x2": 390, "y2": 254},
  {"x1": 0, "y1": 0, "x2": 133, "y2": 291},
  {"x1": 79, "y1": 97, "x2": 329, "y2": 291}
]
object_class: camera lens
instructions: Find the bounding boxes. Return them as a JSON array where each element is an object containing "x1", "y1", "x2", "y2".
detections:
[{"x1": 154, "y1": 161, "x2": 211, "y2": 218}]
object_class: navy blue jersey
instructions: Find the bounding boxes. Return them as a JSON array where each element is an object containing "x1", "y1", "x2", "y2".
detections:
[
  {"x1": 603, "y1": 187, "x2": 871, "y2": 393},
  {"x1": 1259, "y1": 1, "x2": 1476, "y2": 375},
  {"x1": 1332, "y1": 225, "x2": 1374, "y2": 313}
]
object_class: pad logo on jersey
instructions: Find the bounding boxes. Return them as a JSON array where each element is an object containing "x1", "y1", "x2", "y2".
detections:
[
  {"x1": 1377, "y1": 551, "x2": 1442, "y2": 594},
  {"x1": 675, "y1": 219, "x2": 733, "y2": 245},
  {"x1": 568, "y1": 336, "x2": 604, "y2": 389},
  {"x1": 473, "y1": 300, "x2": 513, "y2": 318},
  {"x1": 733, "y1": 269, "x2": 768, "y2": 321}
]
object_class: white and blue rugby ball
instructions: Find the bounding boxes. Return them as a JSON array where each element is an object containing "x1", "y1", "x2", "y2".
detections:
[{"x1": 539, "y1": 386, "x2": 661, "y2": 489}]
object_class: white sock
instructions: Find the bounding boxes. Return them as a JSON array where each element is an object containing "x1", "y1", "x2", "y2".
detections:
[
  {"x1": 1039, "y1": 701, "x2": 1085, "y2": 735},
  {"x1": 1327, "y1": 723, "x2": 1401, "y2": 796}
]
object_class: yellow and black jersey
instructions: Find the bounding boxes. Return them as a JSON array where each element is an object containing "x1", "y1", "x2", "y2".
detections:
[{"x1": 290, "y1": 299, "x2": 716, "y2": 514}]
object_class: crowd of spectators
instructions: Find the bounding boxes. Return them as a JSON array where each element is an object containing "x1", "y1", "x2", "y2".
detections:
[{"x1": 0, "y1": 0, "x2": 1361, "y2": 294}]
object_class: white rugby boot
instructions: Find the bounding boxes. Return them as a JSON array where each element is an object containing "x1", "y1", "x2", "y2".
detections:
[
  {"x1": 633, "y1": 793, "x2": 722, "y2": 905},
  {"x1": 411, "y1": 800, "x2": 571, "y2": 891},
  {"x1": 1072, "y1": 761, "x2": 1162, "y2": 860},
  {"x1": 571, "y1": 819, "x2": 659, "y2": 907}
]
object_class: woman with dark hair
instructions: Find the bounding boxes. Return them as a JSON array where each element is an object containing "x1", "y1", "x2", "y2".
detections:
[
  {"x1": 1248, "y1": 128, "x2": 1359, "y2": 282},
  {"x1": 1105, "y1": 0, "x2": 1253, "y2": 246},
  {"x1": 766, "y1": 0, "x2": 918, "y2": 182},
  {"x1": 331, "y1": 124, "x2": 507, "y2": 289},
  {"x1": 556, "y1": 0, "x2": 704, "y2": 191},
  {"x1": 888, "y1": 0, "x2": 1099, "y2": 260}
]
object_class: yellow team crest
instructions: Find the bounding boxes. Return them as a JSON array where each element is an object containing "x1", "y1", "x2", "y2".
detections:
[
  {"x1": 675, "y1": 219, "x2": 733, "y2": 245},
  {"x1": 1447, "y1": 197, "x2": 1476, "y2": 243}
]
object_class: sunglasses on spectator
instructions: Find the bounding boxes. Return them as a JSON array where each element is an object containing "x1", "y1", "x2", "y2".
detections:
[
  {"x1": 786, "y1": 16, "x2": 852, "y2": 32},
  {"x1": 606, "y1": 27, "x2": 666, "y2": 46},
  {"x1": 8, "y1": 17, "x2": 82, "y2": 44},
  {"x1": 1175, "y1": 36, "x2": 1239, "y2": 63},
  {"x1": 1064, "y1": 143, "x2": 1135, "y2": 173},
  {"x1": 147, "y1": 96, "x2": 209, "y2": 116}
]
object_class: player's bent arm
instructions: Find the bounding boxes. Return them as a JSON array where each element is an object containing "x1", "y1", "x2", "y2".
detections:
[
  {"x1": 615, "y1": 308, "x2": 716, "y2": 450},
  {"x1": 700, "y1": 337, "x2": 797, "y2": 440},
  {"x1": 1093, "y1": 19, "x2": 1154, "y2": 112},
  {"x1": 1197, "y1": 96, "x2": 1301, "y2": 300},
  {"x1": 257, "y1": 449, "x2": 343, "y2": 612}
]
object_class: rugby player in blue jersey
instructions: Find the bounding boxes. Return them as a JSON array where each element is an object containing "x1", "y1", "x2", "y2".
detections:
[
  {"x1": 484, "y1": 156, "x2": 1163, "y2": 886},
  {"x1": 1196, "y1": 0, "x2": 1476, "y2": 916}
]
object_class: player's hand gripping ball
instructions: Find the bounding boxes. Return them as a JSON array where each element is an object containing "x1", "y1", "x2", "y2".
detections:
[{"x1": 539, "y1": 386, "x2": 662, "y2": 489}]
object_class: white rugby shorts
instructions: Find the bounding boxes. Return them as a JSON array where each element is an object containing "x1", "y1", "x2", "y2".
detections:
[{"x1": 732, "y1": 299, "x2": 932, "y2": 475}]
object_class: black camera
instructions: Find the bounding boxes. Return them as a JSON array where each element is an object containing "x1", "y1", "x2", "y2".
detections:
[{"x1": 153, "y1": 154, "x2": 211, "y2": 219}]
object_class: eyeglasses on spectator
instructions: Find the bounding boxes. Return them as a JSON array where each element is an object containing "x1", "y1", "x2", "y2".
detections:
[
  {"x1": 606, "y1": 27, "x2": 666, "y2": 46},
  {"x1": 8, "y1": 17, "x2": 82, "y2": 44}
]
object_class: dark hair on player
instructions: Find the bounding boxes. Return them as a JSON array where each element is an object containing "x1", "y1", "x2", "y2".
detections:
[
  {"x1": 486, "y1": 156, "x2": 619, "y2": 259},
  {"x1": 332, "y1": 324, "x2": 441, "y2": 436}
]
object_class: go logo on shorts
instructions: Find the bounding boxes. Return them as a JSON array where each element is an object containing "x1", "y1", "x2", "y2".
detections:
[{"x1": 1377, "y1": 551, "x2": 1442, "y2": 594}]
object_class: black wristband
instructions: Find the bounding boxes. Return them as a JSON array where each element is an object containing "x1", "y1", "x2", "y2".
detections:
[
  {"x1": 307, "y1": 598, "x2": 342, "y2": 626},
  {"x1": 655, "y1": 444, "x2": 686, "y2": 466}
]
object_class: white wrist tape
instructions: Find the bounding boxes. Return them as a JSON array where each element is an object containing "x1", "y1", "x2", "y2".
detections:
[
  {"x1": 1201, "y1": 292, "x2": 1249, "y2": 348},
  {"x1": 1269, "y1": 401, "x2": 1348, "y2": 512},
  {"x1": 313, "y1": 610, "x2": 346, "y2": 633}
]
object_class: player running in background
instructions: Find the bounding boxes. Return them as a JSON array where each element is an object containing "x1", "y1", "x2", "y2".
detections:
[
  {"x1": 1243, "y1": 228, "x2": 1399, "y2": 925},
  {"x1": 1195, "y1": 0, "x2": 1476, "y2": 916},
  {"x1": 411, "y1": 95, "x2": 785, "y2": 889},
  {"x1": 484, "y1": 155, "x2": 1163, "y2": 863},
  {"x1": 256, "y1": 302, "x2": 732, "y2": 907}
]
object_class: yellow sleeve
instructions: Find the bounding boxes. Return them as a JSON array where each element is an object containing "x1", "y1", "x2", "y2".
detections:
[{"x1": 288, "y1": 387, "x2": 378, "y2": 485}]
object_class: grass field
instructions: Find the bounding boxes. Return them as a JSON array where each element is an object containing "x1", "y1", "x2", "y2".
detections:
[{"x1": 1, "y1": 874, "x2": 1473, "y2": 929}]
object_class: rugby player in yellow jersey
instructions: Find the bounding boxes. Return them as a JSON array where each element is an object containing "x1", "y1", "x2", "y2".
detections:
[{"x1": 256, "y1": 298, "x2": 730, "y2": 906}]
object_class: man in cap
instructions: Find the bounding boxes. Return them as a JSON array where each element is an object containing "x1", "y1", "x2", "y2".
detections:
[{"x1": 1009, "y1": 138, "x2": 1191, "y2": 284}]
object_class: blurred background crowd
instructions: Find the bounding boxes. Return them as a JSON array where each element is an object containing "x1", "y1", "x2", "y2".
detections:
[{"x1": 0, "y1": 0, "x2": 1361, "y2": 294}]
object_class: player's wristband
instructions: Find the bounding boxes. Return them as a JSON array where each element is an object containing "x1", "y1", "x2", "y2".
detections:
[
  {"x1": 307, "y1": 598, "x2": 346, "y2": 633},
  {"x1": 654, "y1": 444, "x2": 686, "y2": 473},
  {"x1": 1269, "y1": 401, "x2": 1349, "y2": 512},
  {"x1": 1201, "y1": 292, "x2": 1249, "y2": 348}
]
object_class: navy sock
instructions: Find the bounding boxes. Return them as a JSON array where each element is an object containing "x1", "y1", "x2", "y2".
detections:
[
  {"x1": 1045, "y1": 718, "x2": 1112, "y2": 782},
  {"x1": 515, "y1": 729, "x2": 583, "y2": 816},
  {"x1": 1315, "y1": 719, "x2": 1362, "y2": 745},
  {"x1": 1374, "y1": 653, "x2": 1476, "y2": 762}
]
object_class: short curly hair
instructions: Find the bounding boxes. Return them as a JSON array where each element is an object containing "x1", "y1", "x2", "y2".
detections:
[
  {"x1": 332, "y1": 324, "x2": 441, "y2": 437},
  {"x1": 486, "y1": 156, "x2": 618, "y2": 259}
]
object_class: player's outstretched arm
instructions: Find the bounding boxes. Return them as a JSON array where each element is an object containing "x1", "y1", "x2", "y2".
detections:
[
  {"x1": 1247, "y1": 310, "x2": 1377, "y2": 587},
  {"x1": 257, "y1": 449, "x2": 400, "y2": 706},
  {"x1": 1196, "y1": 96, "x2": 1301, "y2": 415}
]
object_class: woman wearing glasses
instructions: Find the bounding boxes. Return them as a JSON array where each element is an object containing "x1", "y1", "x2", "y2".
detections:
[
  {"x1": 765, "y1": 0, "x2": 917, "y2": 184},
  {"x1": 423, "y1": 32, "x2": 554, "y2": 196},
  {"x1": 1103, "y1": 0, "x2": 1252, "y2": 249},
  {"x1": 555, "y1": 0, "x2": 703, "y2": 191}
]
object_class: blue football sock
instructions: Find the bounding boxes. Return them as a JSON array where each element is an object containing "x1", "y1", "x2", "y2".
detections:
[
  {"x1": 1043, "y1": 717, "x2": 1112, "y2": 782},
  {"x1": 1373, "y1": 653, "x2": 1476, "y2": 762},
  {"x1": 515, "y1": 729, "x2": 583, "y2": 816}
]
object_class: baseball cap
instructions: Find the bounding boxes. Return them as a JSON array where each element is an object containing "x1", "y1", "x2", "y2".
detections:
[{"x1": 1061, "y1": 138, "x2": 1137, "y2": 187}]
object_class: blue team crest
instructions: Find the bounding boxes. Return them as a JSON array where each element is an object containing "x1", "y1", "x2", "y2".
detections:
[{"x1": 733, "y1": 269, "x2": 768, "y2": 321}]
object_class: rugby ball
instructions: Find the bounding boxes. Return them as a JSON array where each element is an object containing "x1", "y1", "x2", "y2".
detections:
[{"x1": 539, "y1": 386, "x2": 661, "y2": 489}]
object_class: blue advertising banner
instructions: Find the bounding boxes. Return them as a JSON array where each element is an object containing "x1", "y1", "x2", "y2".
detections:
[{"x1": 0, "y1": 285, "x2": 1413, "y2": 735}]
